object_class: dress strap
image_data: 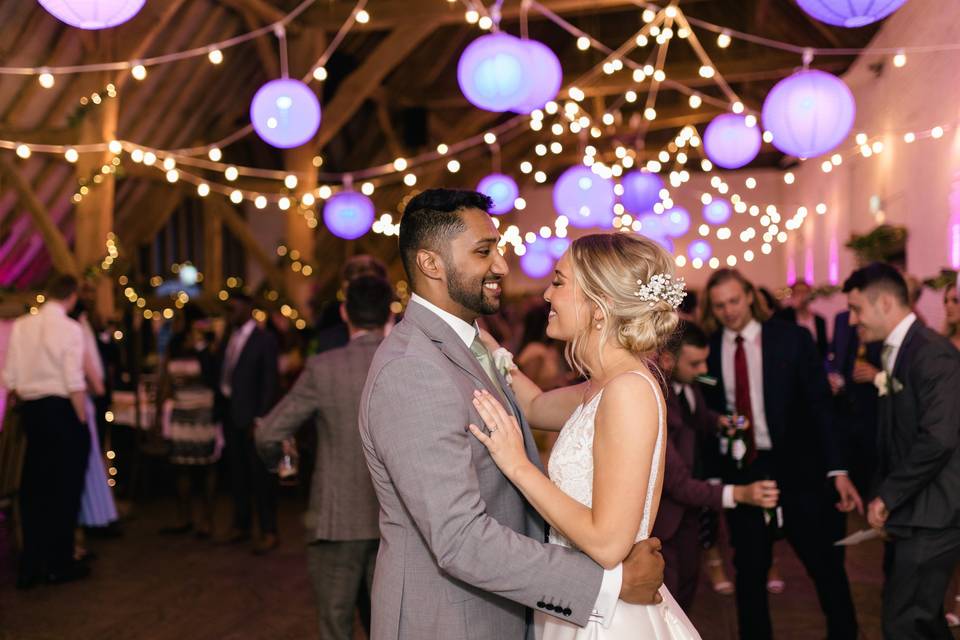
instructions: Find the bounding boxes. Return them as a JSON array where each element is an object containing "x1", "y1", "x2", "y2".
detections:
[{"x1": 625, "y1": 370, "x2": 665, "y2": 540}]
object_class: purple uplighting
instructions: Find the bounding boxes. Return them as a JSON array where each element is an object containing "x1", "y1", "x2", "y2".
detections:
[
  {"x1": 663, "y1": 207, "x2": 691, "y2": 237},
  {"x1": 687, "y1": 240, "x2": 713, "y2": 262}
]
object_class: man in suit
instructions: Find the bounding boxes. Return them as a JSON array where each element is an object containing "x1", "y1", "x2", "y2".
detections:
[
  {"x1": 702, "y1": 268, "x2": 862, "y2": 640},
  {"x1": 217, "y1": 293, "x2": 280, "y2": 554},
  {"x1": 359, "y1": 189, "x2": 665, "y2": 640},
  {"x1": 829, "y1": 309, "x2": 883, "y2": 497},
  {"x1": 257, "y1": 275, "x2": 391, "y2": 639},
  {"x1": 654, "y1": 320, "x2": 779, "y2": 610},
  {"x1": 775, "y1": 279, "x2": 829, "y2": 358},
  {"x1": 309, "y1": 255, "x2": 388, "y2": 355},
  {"x1": 843, "y1": 263, "x2": 960, "y2": 639}
]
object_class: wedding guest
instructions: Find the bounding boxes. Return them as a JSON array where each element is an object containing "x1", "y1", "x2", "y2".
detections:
[
  {"x1": 844, "y1": 263, "x2": 960, "y2": 639},
  {"x1": 702, "y1": 268, "x2": 861, "y2": 640},
  {"x1": 71, "y1": 298, "x2": 119, "y2": 553},
  {"x1": 217, "y1": 293, "x2": 280, "y2": 554},
  {"x1": 655, "y1": 320, "x2": 779, "y2": 610},
  {"x1": 159, "y1": 314, "x2": 222, "y2": 538},
  {"x1": 775, "y1": 279, "x2": 829, "y2": 358},
  {"x1": 5, "y1": 275, "x2": 91, "y2": 588},
  {"x1": 256, "y1": 275, "x2": 392, "y2": 639},
  {"x1": 940, "y1": 283, "x2": 960, "y2": 628},
  {"x1": 309, "y1": 254, "x2": 388, "y2": 355}
]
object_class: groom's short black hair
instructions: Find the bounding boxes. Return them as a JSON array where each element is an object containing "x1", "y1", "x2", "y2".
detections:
[
  {"x1": 842, "y1": 262, "x2": 909, "y2": 306},
  {"x1": 398, "y1": 189, "x2": 493, "y2": 281}
]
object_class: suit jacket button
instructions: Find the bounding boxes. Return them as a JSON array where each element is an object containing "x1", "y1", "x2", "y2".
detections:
[
  {"x1": 536, "y1": 602, "x2": 545, "y2": 609},
  {"x1": 562, "y1": 608, "x2": 572, "y2": 617},
  {"x1": 545, "y1": 604, "x2": 555, "y2": 611}
]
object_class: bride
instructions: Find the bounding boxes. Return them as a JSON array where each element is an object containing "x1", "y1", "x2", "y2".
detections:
[{"x1": 469, "y1": 232, "x2": 701, "y2": 640}]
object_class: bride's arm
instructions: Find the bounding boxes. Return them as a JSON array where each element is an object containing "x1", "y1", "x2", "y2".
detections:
[
  {"x1": 479, "y1": 331, "x2": 584, "y2": 431},
  {"x1": 469, "y1": 374, "x2": 660, "y2": 569}
]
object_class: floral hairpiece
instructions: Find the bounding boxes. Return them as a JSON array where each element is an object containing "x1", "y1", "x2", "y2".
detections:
[{"x1": 634, "y1": 273, "x2": 687, "y2": 309}]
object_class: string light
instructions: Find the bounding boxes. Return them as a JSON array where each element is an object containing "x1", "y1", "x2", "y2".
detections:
[
  {"x1": 131, "y1": 64, "x2": 147, "y2": 81},
  {"x1": 208, "y1": 49, "x2": 224, "y2": 65},
  {"x1": 38, "y1": 72, "x2": 55, "y2": 88}
]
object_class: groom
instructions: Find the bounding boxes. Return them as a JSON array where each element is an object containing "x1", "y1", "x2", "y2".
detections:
[
  {"x1": 843, "y1": 263, "x2": 960, "y2": 639},
  {"x1": 359, "y1": 189, "x2": 665, "y2": 639}
]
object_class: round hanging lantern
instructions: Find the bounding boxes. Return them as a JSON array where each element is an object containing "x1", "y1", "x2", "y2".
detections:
[
  {"x1": 477, "y1": 173, "x2": 520, "y2": 215},
  {"x1": 520, "y1": 246, "x2": 555, "y2": 279},
  {"x1": 638, "y1": 213, "x2": 667, "y2": 238},
  {"x1": 553, "y1": 166, "x2": 615, "y2": 229},
  {"x1": 323, "y1": 191, "x2": 375, "y2": 240},
  {"x1": 703, "y1": 199, "x2": 733, "y2": 225},
  {"x1": 38, "y1": 0, "x2": 144, "y2": 29},
  {"x1": 620, "y1": 171, "x2": 664, "y2": 215},
  {"x1": 250, "y1": 79, "x2": 322, "y2": 149},
  {"x1": 511, "y1": 39, "x2": 563, "y2": 114},
  {"x1": 547, "y1": 237, "x2": 570, "y2": 259},
  {"x1": 457, "y1": 33, "x2": 532, "y2": 112},
  {"x1": 703, "y1": 114, "x2": 762, "y2": 169},
  {"x1": 762, "y1": 69, "x2": 855, "y2": 158},
  {"x1": 688, "y1": 240, "x2": 713, "y2": 262},
  {"x1": 796, "y1": 0, "x2": 908, "y2": 27},
  {"x1": 663, "y1": 207, "x2": 691, "y2": 237}
]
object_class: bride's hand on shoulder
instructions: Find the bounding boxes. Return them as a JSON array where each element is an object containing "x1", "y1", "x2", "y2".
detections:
[{"x1": 468, "y1": 389, "x2": 531, "y2": 479}]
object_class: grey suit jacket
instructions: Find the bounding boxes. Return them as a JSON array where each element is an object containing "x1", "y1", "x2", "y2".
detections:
[
  {"x1": 256, "y1": 332, "x2": 382, "y2": 541},
  {"x1": 359, "y1": 301, "x2": 603, "y2": 640}
]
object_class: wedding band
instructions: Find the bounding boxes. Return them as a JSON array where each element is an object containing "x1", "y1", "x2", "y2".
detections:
[{"x1": 488, "y1": 428, "x2": 497, "y2": 434}]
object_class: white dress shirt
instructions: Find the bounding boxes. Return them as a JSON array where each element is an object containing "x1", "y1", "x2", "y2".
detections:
[
  {"x1": 410, "y1": 294, "x2": 623, "y2": 626},
  {"x1": 882, "y1": 312, "x2": 917, "y2": 373},
  {"x1": 3, "y1": 301, "x2": 85, "y2": 400},
  {"x1": 220, "y1": 318, "x2": 256, "y2": 397},
  {"x1": 721, "y1": 319, "x2": 773, "y2": 450}
]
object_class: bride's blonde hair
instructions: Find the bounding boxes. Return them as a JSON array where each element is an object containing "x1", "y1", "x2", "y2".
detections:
[{"x1": 565, "y1": 233, "x2": 680, "y2": 378}]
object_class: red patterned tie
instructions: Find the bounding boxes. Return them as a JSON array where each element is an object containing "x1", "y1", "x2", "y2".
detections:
[{"x1": 734, "y1": 334, "x2": 758, "y2": 464}]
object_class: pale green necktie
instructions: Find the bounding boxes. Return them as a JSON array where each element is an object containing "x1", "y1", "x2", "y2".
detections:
[{"x1": 469, "y1": 335, "x2": 507, "y2": 401}]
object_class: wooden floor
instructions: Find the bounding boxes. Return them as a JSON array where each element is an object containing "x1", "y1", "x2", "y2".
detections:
[{"x1": 0, "y1": 495, "x2": 956, "y2": 640}]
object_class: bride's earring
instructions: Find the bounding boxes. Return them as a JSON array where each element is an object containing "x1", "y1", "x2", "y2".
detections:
[{"x1": 595, "y1": 322, "x2": 603, "y2": 331}]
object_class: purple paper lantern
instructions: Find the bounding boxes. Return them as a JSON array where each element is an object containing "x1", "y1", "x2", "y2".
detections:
[
  {"x1": 704, "y1": 114, "x2": 762, "y2": 169},
  {"x1": 38, "y1": 0, "x2": 144, "y2": 29},
  {"x1": 323, "y1": 191, "x2": 375, "y2": 240},
  {"x1": 547, "y1": 237, "x2": 570, "y2": 259},
  {"x1": 520, "y1": 247, "x2": 554, "y2": 279},
  {"x1": 621, "y1": 171, "x2": 664, "y2": 215},
  {"x1": 511, "y1": 39, "x2": 563, "y2": 114},
  {"x1": 638, "y1": 213, "x2": 667, "y2": 238},
  {"x1": 688, "y1": 240, "x2": 713, "y2": 262},
  {"x1": 663, "y1": 207, "x2": 691, "y2": 237},
  {"x1": 762, "y1": 70, "x2": 855, "y2": 159},
  {"x1": 457, "y1": 33, "x2": 532, "y2": 112},
  {"x1": 477, "y1": 173, "x2": 520, "y2": 215},
  {"x1": 553, "y1": 166, "x2": 615, "y2": 229},
  {"x1": 250, "y1": 79, "x2": 321, "y2": 149},
  {"x1": 796, "y1": 0, "x2": 908, "y2": 27},
  {"x1": 703, "y1": 199, "x2": 732, "y2": 225}
]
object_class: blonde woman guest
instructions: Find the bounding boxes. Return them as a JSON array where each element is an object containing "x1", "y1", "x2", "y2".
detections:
[{"x1": 473, "y1": 233, "x2": 701, "y2": 639}]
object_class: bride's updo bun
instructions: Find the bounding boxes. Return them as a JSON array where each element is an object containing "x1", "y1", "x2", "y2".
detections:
[{"x1": 566, "y1": 233, "x2": 681, "y2": 375}]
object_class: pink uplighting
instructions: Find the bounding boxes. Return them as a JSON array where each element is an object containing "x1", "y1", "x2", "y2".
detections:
[
  {"x1": 804, "y1": 246, "x2": 815, "y2": 284},
  {"x1": 829, "y1": 236, "x2": 840, "y2": 285},
  {"x1": 952, "y1": 224, "x2": 960, "y2": 270}
]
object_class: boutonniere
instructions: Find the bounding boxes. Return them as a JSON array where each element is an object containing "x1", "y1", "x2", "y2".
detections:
[
  {"x1": 873, "y1": 371, "x2": 903, "y2": 397},
  {"x1": 492, "y1": 347, "x2": 517, "y2": 386}
]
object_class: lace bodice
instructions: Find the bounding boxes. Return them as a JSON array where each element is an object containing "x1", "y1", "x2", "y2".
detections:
[{"x1": 547, "y1": 372, "x2": 665, "y2": 549}]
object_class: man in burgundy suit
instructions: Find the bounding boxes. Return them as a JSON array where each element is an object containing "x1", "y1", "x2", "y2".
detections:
[{"x1": 655, "y1": 321, "x2": 779, "y2": 609}]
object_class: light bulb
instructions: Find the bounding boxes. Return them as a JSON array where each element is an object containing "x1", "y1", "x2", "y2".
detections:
[
  {"x1": 225, "y1": 166, "x2": 239, "y2": 181},
  {"x1": 465, "y1": 10, "x2": 479, "y2": 24},
  {"x1": 903, "y1": 132, "x2": 916, "y2": 143},
  {"x1": 312, "y1": 66, "x2": 328, "y2": 81},
  {"x1": 208, "y1": 147, "x2": 222, "y2": 162},
  {"x1": 197, "y1": 183, "x2": 210, "y2": 197},
  {"x1": 699, "y1": 65, "x2": 715, "y2": 78},
  {"x1": 143, "y1": 151, "x2": 156, "y2": 166},
  {"x1": 447, "y1": 159, "x2": 460, "y2": 173},
  {"x1": 230, "y1": 190, "x2": 243, "y2": 204},
  {"x1": 64, "y1": 148, "x2": 79, "y2": 163},
  {"x1": 437, "y1": 143, "x2": 448, "y2": 154},
  {"x1": 361, "y1": 182, "x2": 375, "y2": 195},
  {"x1": 403, "y1": 173, "x2": 417, "y2": 186},
  {"x1": 355, "y1": 9, "x2": 370, "y2": 23},
  {"x1": 893, "y1": 52, "x2": 906, "y2": 68},
  {"x1": 16, "y1": 144, "x2": 30, "y2": 159},
  {"x1": 393, "y1": 157, "x2": 407, "y2": 171},
  {"x1": 38, "y1": 72, "x2": 55, "y2": 89},
  {"x1": 717, "y1": 32, "x2": 731, "y2": 48},
  {"x1": 577, "y1": 36, "x2": 590, "y2": 51},
  {"x1": 131, "y1": 64, "x2": 147, "y2": 81},
  {"x1": 254, "y1": 196, "x2": 267, "y2": 209},
  {"x1": 484, "y1": 132, "x2": 497, "y2": 144},
  {"x1": 689, "y1": 94, "x2": 702, "y2": 109},
  {"x1": 208, "y1": 49, "x2": 224, "y2": 65},
  {"x1": 165, "y1": 169, "x2": 179, "y2": 183},
  {"x1": 478, "y1": 16, "x2": 493, "y2": 30}
]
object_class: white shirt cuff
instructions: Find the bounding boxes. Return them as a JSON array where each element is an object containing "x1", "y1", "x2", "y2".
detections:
[
  {"x1": 722, "y1": 485, "x2": 737, "y2": 509},
  {"x1": 827, "y1": 470, "x2": 848, "y2": 479},
  {"x1": 589, "y1": 563, "x2": 622, "y2": 627}
]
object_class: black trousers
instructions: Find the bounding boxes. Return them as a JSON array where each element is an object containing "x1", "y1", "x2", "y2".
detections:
[
  {"x1": 883, "y1": 527, "x2": 960, "y2": 639},
  {"x1": 18, "y1": 397, "x2": 90, "y2": 578},
  {"x1": 725, "y1": 453, "x2": 857, "y2": 640},
  {"x1": 307, "y1": 539, "x2": 378, "y2": 640},
  {"x1": 662, "y1": 511, "x2": 703, "y2": 611},
  {"x1": 223, "y1": 421, "x2": 277, "y2": 535}
]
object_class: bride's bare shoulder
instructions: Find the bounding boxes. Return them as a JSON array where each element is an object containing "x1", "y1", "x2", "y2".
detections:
[{"x1": 596, "y1": 369, "x2": 662, "y2": 423}]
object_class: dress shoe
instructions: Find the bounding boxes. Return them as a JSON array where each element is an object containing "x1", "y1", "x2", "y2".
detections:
[
  {"x1": 251, "y1": 534, "x2": 279, "y2": 556},
  {"x1": 46, "y1": 562, "x2": 91, "y2": 585},
  {"x1": 217, "y1": 529, "x2": 251, "y2": 545}
]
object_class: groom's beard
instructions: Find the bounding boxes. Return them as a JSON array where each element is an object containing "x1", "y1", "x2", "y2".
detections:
[{"x1": 448, "y1": 268, "x2": 501, "y2": 315}]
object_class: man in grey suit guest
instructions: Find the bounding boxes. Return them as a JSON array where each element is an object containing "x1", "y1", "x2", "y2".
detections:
[
  {"x1": 359, "y1": 189, "x2": 665, "y2": 640},
  {"x1": 257, "y1": 275, "x2": 394, "y2": 639}
]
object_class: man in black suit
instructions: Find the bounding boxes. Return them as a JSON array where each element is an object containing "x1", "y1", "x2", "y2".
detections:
[
  {"x1": 828, "y1": 309, "x2": 883, "y2": 497},
  {"x1": 218, "y1": 293, "x2": 280, "y2": 554},
  {"x1": 844, "y1": 263, "x2": 960, "y2": 639},
  {"x1": 775, "y1": 279, "x2": 829, "y2": 358},
  {"x1": 702, "y1": 269, "x2": 862, "y2": 640}
]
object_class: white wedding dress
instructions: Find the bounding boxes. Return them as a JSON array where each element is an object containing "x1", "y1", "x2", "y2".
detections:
[{"x1": 536, "y1": 371, "x2": 702, "y2": 640}]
